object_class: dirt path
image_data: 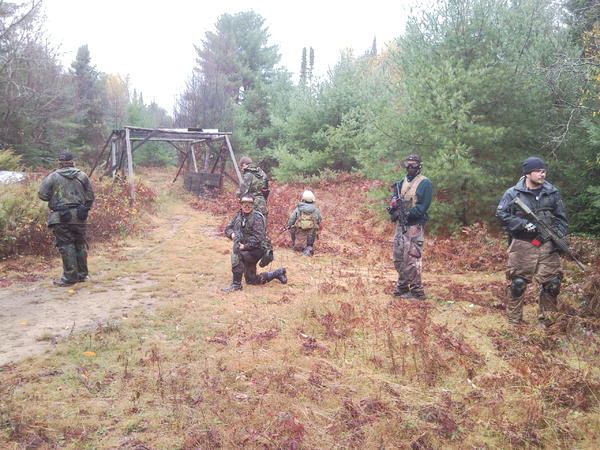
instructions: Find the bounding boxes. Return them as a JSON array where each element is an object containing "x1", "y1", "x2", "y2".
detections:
[{"x1": 0, "y1": 204, "x2": 207, "y2": 365}]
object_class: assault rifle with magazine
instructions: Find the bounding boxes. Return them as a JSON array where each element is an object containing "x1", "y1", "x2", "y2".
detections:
[
  {"x1": 387, "y1": 182, "x2": 411, "y2": 233},
  {"x1": 511, "y1": 196, "x2": 588, "y2": 271}
]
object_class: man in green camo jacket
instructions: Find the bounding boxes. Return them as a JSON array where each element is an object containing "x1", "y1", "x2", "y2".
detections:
[
  {"x1": 238, "y1": 156, "x2": 269, "y2": 220},
  {"x1": 38, "y1": 152, "x2": 94, "y2": 286}
]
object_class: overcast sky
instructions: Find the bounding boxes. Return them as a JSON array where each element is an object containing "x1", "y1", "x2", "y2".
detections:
[{"x1": 43, "y1": 0, "x2": 411, "y2": 113}]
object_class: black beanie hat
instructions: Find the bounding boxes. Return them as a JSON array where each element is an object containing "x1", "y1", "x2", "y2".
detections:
[
  {"x1": 522, "y1": 157, "x2": 546, "y2": 174},
  {"x1": 58, "y1": 151, "x2": 74, "y2": 161}
]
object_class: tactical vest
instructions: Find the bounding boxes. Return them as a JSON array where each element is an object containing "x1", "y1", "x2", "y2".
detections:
[
  {"x1": 295, "y1": 211, "x2": 316, "y2": 230},
  {"x1": 238, "y1": 210, "x2": 272, "y2": 253},
  {"x1": 244, "y1": 167, "x2": 269, "y2": 198},
  {"x1": 400, "y1": 174, "x2": 427, "y2": 208}
]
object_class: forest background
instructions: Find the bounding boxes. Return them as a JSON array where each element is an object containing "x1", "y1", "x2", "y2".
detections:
[{"x1": 1, "y1": 0, "x2": 599, "y2": 236}]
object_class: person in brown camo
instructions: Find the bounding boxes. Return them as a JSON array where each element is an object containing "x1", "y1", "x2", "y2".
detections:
[
  {"x1": 391, "y1": 154, "x2": 433, "y2": 300},
  {"x1": 496, "y1": 157, "x2": 568, "y2": 326}
]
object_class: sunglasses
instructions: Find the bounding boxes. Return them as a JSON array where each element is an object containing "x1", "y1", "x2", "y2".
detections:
[
  {"x1": 240, "y1": 201, "x2": 254, "y2": 206},
  {"x1": 405, "y1": 164, "x2": 420, "y2": 169}
]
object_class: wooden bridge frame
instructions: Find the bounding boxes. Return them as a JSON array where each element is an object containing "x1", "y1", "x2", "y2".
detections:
[{"x1": 89, "y1": 127, "x2": 243, "y2": 201}]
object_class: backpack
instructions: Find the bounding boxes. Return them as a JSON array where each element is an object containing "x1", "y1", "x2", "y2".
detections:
[{"x1": 295, "y1": 211, "x2": 316, "y2": 230}]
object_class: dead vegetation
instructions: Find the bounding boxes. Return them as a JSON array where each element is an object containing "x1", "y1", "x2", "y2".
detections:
[{"x1": 0, "y1": 169, "x2": 598, "y2": 448}]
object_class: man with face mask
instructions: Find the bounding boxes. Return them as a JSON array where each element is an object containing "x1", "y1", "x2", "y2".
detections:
[
  {"x1": 390, "y1": 154, "x2": 433, "y2": 299},
  {"x1": 496, "y1": 157, "x2": 568, "y2": 325}
]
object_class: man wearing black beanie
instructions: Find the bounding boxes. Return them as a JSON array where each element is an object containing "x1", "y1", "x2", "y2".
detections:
[{"x1": 496, "y1": 157, "x2": 568, "y2": 325}]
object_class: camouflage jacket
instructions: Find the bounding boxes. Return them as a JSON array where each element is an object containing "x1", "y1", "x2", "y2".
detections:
[
  {"x1": 224, "y1": 209, "x2": 267, "y2": 251},
  {"x1": 238, "y1": 165, "x2": 268, "y2": 199},
  {"x1": 287, "y1": 201, "x2": 322, "y2": 229},
  {"x1": 496, "y1": 177, "x2": 568, "y2": 241},
  {"x1": 38, "y1": 167, "x2": 95, "y2": 225}
]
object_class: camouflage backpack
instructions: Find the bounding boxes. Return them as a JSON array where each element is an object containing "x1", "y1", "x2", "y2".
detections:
[{"x1": 296, "y1": 211, "x2": 316, "y2": 230}]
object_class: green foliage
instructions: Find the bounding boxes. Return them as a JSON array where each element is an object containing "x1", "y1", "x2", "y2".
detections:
[
  {"x1": 0, "y1": 177, "x2": 52, "y2": 257},
  {"x1": 69, "y1": 45, "x2": 108, "y2": 163},
  {"x1": 570, "y1": 185, "x2": 600, "y2": 236},
  {"x1": 0, "y1": 175, "x2": 158, "y2": 260},
  {"x1": 127, "y1": 93, "x2": 175, "y2": 167},
  {"x1": 0, "y1": 149, "x2": 22, "y2": 171}
]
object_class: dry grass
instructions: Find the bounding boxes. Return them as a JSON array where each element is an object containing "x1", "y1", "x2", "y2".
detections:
[{"x1": 0, "y1": 169, "x2": 599, "y2": 448}]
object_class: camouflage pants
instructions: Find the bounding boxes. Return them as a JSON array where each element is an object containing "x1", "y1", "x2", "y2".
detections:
[
  {"x1": 291, "y1": 229, "x2": 317, "y2": 252},
  {"x1": 232, "y1": 248, "x2": 266, "y2": 285},
  {"x1": 393, "y1": 223, "x2": 425, "y2": 295},
  {"x1": 50, "y1": 223, "x2": 88, "y2": 283},
  {"x1": 506, "y1": 239, "x2": 562, "y2": 322}
]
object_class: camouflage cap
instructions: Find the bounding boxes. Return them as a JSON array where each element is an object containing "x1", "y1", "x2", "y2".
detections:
[
  {"x1": 58, "y1": 151, "x2": 75, "y2": 161},
  {"x1": 404, "y1": 154, "x2": 421, "y2": 163},
  {"x1": 239, "y1": 156, "x2": 253, "y2": 165}
]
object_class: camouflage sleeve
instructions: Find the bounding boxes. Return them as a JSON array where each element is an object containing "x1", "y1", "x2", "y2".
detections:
[
  {"x1": 315, "y1": 207, "x2": 322, "y2": 225},
  {"x1": 224, "y1": 215, "x2": 237, "y2": 238},
  {"x1": 79, "y1": 173, "x2": 95, "y2": 207},
  {"x1": 287, "y1": 208, "x2": 299, "y2": 228},
  {"x1": 245, "y1": 212, "x2": 265, "y2": 250},
  {"x1": 38, "y1": 173, "x2": 54, "y2": 202}
]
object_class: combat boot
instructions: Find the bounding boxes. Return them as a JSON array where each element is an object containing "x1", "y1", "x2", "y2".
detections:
[
  {"x1": 54, "y1": 244, "x2": 78, "y2": 286},
  {"x1": 400, "y1": 290, "x2": 427, "y2": 300},
  {"x1": 275, "y1": 267, "x2": 287, "y2": 284},
  {"x1": 302, "y1": 246, "x2": 314, "y2": 256},
  {"x1": 222, "y1": 272, "x2": 243, "y2": 292},
  {"x1": 260, "y1": 268, "x2": 288, "y2": 284},
  {"x1": 393, "y1": 285, "x2": 409, "y2": 296},
  {"x1": 221, "y1": 283, "x2": 242, "y2": 292}
]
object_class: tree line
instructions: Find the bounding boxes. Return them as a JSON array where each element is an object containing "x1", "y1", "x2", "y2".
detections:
[
  {"x1": 0, "y1": 1, "x2": 173, "y2": 169},
  {"x1": 1, "y1": 0, "x2": 598, "y2": 235}
]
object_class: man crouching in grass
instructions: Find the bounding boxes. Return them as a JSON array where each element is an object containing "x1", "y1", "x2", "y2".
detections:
[{"x1": 221, "y1": 193, "x2": 287, "y2": 292}]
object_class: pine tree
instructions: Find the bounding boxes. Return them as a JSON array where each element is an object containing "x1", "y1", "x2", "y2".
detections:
[
  {"x1": 308, "y1": 47, "x2": 315, "y2": 84},
  {"x1": 300, "y1": 47, "x2": 307, "y2": 86}
]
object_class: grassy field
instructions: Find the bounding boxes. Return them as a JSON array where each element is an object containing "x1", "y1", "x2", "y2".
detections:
[{"x1": 0, "y1": 169, "x2": 598, "y2": 449}]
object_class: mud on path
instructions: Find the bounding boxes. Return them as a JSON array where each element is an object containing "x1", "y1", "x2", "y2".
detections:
[{"x1": 0, "y1": 206, "x2": 211, "y2": 365}]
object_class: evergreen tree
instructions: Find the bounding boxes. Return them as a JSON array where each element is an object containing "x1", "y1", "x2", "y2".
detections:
[
  {"x1": 300, "y1": 47, "x2": 307, "y2": 86},
  {"x1": 70, "y1": 45, "x2": 107, "y2": 162}
]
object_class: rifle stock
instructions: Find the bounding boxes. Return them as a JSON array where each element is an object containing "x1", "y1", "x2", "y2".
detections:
[{"x1": 511, "y1": 197, "x2": 588, "y2": 271}]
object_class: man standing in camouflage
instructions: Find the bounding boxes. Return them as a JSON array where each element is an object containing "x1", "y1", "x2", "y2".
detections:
[
  {"x1": 222, "y1": 193, "x2": 287, "y2": 292},
  {"x1": 238, "y1": 156, "x2": 269, "y2": 220},
  {"x1": 496, "y1": 157, "x2": 568, "y2": 325},
  {"x1": 38, "y1": 152, "x2": 95, "y2": 286},
  {"x1": 391, "y1": 154, "x2": 433, "y2": 300}
]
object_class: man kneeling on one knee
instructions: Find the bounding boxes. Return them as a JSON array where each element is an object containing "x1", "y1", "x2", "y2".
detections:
[{"x1": 222, "y1": 193, "x2": 287, "y2": 292}]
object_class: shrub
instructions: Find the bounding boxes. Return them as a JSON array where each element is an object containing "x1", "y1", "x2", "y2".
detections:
[
  {"x1": 0, "y1": 149, "x2": 23, "y2": 171},
  {"x1": 0, "y1": 174, "x2": 157, "y2": 260}
]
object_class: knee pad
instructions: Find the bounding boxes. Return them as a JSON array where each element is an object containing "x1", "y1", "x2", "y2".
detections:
[
  {"x1": 510, "y1": 277, "x2": 528, "y2": 297},
  {"x1": 542, "y1": 278, "x2": 561, "y2": 296}
]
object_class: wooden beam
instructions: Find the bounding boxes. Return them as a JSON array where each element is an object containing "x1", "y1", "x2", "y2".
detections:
[
  {"x1": 125, "y1": 127, "x2": 136, "y2": 202},
  {"x1": 130, "y1": 128, "x2": 160, "y2": 153},
  {"x1": 172, "y1": 151, "x2": 189, "y2": 183},
  {"x1": 225, "y1": 135, "x2": 243, "y2": 183},
  {"x1": 189, "y1": 143, "x2": 198, "y2": 172},
  {"x1": 88, "y1": 131, "x2": 116, "y2": 177}
]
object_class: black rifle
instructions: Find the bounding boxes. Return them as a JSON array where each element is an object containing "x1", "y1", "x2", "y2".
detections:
[
  {"x1": 387, "y1": 182, "x2": 410, "y2": 233},
  {"x1": 512, "y1": 196, "x2": 588, "y2": 271}
]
